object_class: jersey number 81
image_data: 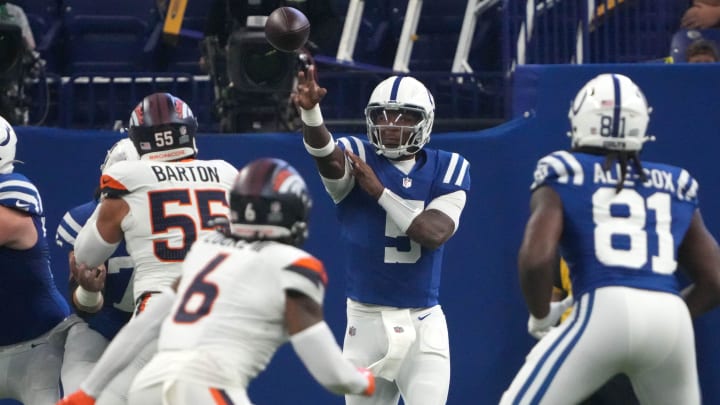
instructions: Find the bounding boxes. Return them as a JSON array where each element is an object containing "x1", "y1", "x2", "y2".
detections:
[{"x1": 593, "y1": 188, "x2": 675, "y2": 274}]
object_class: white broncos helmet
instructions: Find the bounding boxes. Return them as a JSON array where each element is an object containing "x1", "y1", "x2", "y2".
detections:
[
  {"x1": 0, "y1": 116, "x2": 18, "y2": 174},
  {"x1": 100, "y1": 138, "x2": 140, "y2": 172},
  {"x1": 365, "y1": 76, "x2": 435, "y2": 159},
  {"x1": 568, "y1": 73, "x2": 653, "y2": 152}
]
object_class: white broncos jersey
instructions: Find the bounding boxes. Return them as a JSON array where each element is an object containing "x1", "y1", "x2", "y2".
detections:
[
  {"x1": 136, "y1": 232, "x2": 328, "y2": 389},
  {"x1": 100, "y1": 159, "x2": 238, "y2": 301}
]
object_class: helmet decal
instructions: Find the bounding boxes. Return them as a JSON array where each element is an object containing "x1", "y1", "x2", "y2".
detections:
[
  {"x1": 228, "y1": 158, "x2": 312, "y2": 246},
  {"x1": 568, "y1": 74, "x2": 652, "y2": 152},
  {"x1": 127, "y1": 93, "x2": 198, "y2": 161}
]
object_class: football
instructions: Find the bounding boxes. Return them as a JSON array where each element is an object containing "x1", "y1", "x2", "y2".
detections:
[{"x1": 264, "y1": 7, "x2": 311, "y2": 52}]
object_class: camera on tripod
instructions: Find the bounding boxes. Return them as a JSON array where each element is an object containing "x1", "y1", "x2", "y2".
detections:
[
  {"x1": 202, "y1": 16, "x2": 310, "y2": 133},
  {"x1": 0, "y1": 22, "x2": 42, "y2": 126}
]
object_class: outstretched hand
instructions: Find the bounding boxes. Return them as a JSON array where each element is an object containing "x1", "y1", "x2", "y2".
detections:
[
  {"x1": 292, "y1": 65, "x2": 327, "y2": 110},
  {"x1": 346, "y1": 150, "x2": 384, "y2": 200}
]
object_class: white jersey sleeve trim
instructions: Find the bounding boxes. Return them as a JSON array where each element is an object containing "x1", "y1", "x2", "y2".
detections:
[
  {"x1": 426, "y1": 190, "x2": 467, "y2": 232},
  {"x1": 553, "y1": 151, "x2": 584, "y2": 185}
]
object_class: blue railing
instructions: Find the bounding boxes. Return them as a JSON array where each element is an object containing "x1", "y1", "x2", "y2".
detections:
[
  {"x1": 503, "y1": 0, "x2": 689, "y2": 67},
  {"x1": 25, "y1": 70, "x2": 506, "y2": 132}
]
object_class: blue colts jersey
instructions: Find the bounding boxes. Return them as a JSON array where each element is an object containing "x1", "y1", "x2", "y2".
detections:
[
  {"x1": 55, "y1": 200, "x2": 134, "y2": 340},
  {"x1": 337, "y1": 137, "x2": 471, "y2": 307},
  {"x1": 531, "y1": 151, "x2": 698, "y2": 297},
  {"x1": 0, "y1": 173, "x2": 70, "y2": 345}
]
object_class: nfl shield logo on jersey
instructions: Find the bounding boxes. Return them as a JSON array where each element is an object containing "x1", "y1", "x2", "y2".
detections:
[{"x1": 402, "y1": 177, "x2": 412, "y2": 188}]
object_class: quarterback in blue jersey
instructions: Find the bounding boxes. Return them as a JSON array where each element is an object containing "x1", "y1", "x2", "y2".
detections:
[
  {"x1": 501, "y1": 74, "x2": 720, "y2": 404},
  {"x1": 55, "y1": 138, "x2": 139, "y2": 394},
  {"x1": 294, "y1": 67, "x2": 470, "y2": 405},
  {"x1": 0, "y1": 115, "x2": 75, "y2": 404}
]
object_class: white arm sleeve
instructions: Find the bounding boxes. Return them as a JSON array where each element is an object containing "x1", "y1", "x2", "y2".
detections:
[
  {"x1": 291, "y1": 321, "x2": 370, "y2": 395},
  {"x1": 74, "y1": 218, "x2": 120, "y2": 268},
  {"x1": 426, "y1": 190, "x2": 467, "y2": 233},
  {"x1": 320, "y1": 157, "x2": 355, "y2": 203},
  {"x1": 79, "y1": 288, "x2": 176, "y2": 397}
]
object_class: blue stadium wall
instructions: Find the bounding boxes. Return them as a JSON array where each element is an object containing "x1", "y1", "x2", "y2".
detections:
[{"x1": 5, "y1": 63, "x2": 719, "y2": 404}]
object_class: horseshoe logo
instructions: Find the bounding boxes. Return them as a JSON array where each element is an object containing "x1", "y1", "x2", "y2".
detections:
[{"x1": 0, "y1": 128, "x2": 11, "y2": 147}]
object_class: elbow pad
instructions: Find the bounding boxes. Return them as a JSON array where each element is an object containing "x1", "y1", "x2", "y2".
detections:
[
  {"x1": 74, "y1": 220, "x2": 120, "y2": 268},
  {"x1": 291, "y1": 321, "x2": 373, "y2": 396}
]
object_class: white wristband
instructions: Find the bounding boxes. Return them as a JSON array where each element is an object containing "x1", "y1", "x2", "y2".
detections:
[
  {"x1": 303, "y1": 136, "x2": 336, "y2": 158},
  {"x1": 75, "y1": 286, "x2": 102, "y2": 308},
  {"x1": 301, "y1": 104, "x2": 324, "y2": 127},
  {"x1": 378, "y1": 188, "x2": 423, "y2": 233}
]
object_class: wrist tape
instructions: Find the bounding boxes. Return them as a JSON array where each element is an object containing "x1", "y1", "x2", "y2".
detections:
[
  {"x1": 304, "y1": 136, "x2": 336, "y2": 158},
  {"x1": 75, "y1": 286, "x2": 102, "y2": 308},
  {"x1": 301, "y1": 104, "x2": 324, "y2": 127}
]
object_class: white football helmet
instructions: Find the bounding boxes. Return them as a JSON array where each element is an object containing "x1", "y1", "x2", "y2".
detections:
[
  {"x1": 365, "y1": 76, "x2": 435, "y2": 159},
  {"x1": 100, "y1": 138, "x2": 140, "y2": 173},
  {"x1": 0, "y1": 115, "x2": 18, "y2": 174},
  {"x1": 568, "y1": 73, "x2": 652, "y2": 152}
]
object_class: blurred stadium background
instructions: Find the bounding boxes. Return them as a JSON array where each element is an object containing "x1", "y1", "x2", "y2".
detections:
[{"x1": 3, "y1": 1, "x2": 720, "y2": 404}]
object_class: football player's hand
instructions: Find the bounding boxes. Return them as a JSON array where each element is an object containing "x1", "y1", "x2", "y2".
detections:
[
  {"x1": 527, "y1": 295, "x2": 574, "y2": 339},
  {"x1": 71, "y1": 253, "x2": 106, "y2": 292},
  {"x1": 346, "y1": 150, "x2": 384, "y2": 200},
  {"x1": 293, "y1": 65, "x2": 327, "y2": 110},
  {"x1": 56, "y1": 389, "x2": 95, "y2": 405},
  {"x1": 358, "y1": 368, "x2": 376, "y2": 396}
]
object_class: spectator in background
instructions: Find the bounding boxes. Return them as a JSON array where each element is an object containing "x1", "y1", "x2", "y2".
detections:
[
  {"x1": 682, "y1": 0, "x2": 720, "y2": 29},
  {"x1": 686, "y1": 38, "x2": 720, "y2": 62}
]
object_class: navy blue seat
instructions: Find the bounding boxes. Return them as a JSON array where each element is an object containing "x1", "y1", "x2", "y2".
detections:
[{"x1": 60, "y1": 0, "x2": 157, "y2": 74}]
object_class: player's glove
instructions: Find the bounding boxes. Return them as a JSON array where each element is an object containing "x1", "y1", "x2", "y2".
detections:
[
  {"x1": 56, "y1": 389, "x2": 95, "y2": 405},
  {"x1": 527, "y1": 295, "x2": 574, "y2": 339},
  {"x1": 358, "y1": 367, "x2": 376, "y2": 396}
]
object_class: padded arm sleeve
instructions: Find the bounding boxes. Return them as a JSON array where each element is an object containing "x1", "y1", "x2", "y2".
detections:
[
  {"x1": 74, "y1": 218, "x2": 120, "y2": 268},
  {"x1": 291, "y1": 321, "x2": 371, "y2": 396},
  {"x1": 426, "y1": 190, "x2": 467, "y2": 233},
  {"x1": 320, "y1": 156, "x2": 355, "y2": 203},
  {"x1": 79, "y1": 288, "x2": 176, "y2": 397}
]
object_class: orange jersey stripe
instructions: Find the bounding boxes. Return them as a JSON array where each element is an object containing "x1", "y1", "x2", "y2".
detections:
[
  {"x1": 99, "y1": 174, "x2": 128, "y2": 192},
  {"x1": 292, "y1": 256, "x2": 328, "y2": 285}
]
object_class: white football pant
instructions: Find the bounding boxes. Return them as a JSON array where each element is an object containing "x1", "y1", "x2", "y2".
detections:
[
  {"x1": 501, "y1": 287, "x2": 700, "y2": 405},
  {"x1": 343, "y1": 300, "x2": 450, "y2": 405}
]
